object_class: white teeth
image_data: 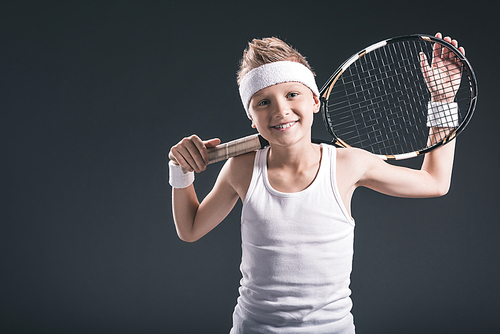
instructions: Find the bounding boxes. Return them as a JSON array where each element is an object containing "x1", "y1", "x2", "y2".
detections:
[{"x1": 274, "y1": 122, "x2": 295, "y2": 129}]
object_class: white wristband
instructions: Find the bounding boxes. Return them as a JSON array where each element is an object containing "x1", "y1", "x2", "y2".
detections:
[
  {"x1": 427, "y1": 102, "x2": 459, "y2": 128},
  {"x1": 168, "y1": 161, "x2": 194, "y2": 188}
]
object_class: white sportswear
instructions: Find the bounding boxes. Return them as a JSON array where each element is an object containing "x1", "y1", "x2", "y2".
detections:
[{"x1": 230, "y1": 144, "x2": 356, "y2": 334}]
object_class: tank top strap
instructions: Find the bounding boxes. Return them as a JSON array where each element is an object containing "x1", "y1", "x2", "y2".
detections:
[
  {"x1": 243, "y1": 147, "x2": 269, "y2": 208},
  {"x1": 319, "y1": 143, "x2": 334, "y2": 187},
  {"x1": 321, "y1": 144, "x2": 354, "y2": 226}
]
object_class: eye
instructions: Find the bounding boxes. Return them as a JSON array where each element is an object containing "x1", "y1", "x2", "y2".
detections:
[
  {"x1": 257, "y1": 99, "x2": 270, "y2": 107},
  {"x1": 287, "y1": 92, "x2": 299, "y2": 98}
]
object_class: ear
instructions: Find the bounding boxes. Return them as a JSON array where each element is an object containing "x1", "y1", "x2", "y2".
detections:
[
  {"x1": 248, "y1": 111, "x2": 256, "y2": 128},
  {"x1": 312, "y1": 95, "x2": 320, "y2": 114}
]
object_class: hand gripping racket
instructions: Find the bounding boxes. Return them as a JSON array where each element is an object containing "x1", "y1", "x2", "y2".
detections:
[{"x1": 204, "y1": 34, "x2": 477, "y2": 163}]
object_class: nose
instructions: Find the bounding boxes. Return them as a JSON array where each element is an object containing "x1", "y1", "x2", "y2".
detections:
[{"x1": 274, "y1": 98, "x2": 291, "y2": 118}]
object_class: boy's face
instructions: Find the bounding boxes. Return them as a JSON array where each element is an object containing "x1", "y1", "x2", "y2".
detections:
[{"x1": 248, "y1": 82, "x2": 320, "y2": 148}]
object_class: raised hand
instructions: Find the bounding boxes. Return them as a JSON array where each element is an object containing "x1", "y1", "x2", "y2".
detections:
[
  {"x1": 169, "y1": 135, "x2": 221, "y2": 173},
  {"x1": 420, "y1": 32, "x2": 465, "y2": 103}
]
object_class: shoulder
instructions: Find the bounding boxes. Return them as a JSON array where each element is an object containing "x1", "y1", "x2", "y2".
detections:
[
  {"x1": 226, "y1": 150, "x2": 256, "y2": 175},
  {"x1": 227, "y1": 149, "x2": 256, "y2": 169},
  {"x1": 219, "y1": 150, "x2": 256, "y2": 200},
  {"x1": 335, "y1": 147, "x2": 383, "y2": 185},
  {"x1": 336, "y1": 146, "x2": 377, "y2": 165}
]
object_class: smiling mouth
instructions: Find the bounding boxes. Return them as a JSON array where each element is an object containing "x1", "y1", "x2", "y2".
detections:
[{"x1": 271, "y1": 121, "x2": 297, "y2": 130}]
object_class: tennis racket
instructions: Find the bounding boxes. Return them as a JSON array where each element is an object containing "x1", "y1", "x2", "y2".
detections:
[{"x1": 204, "y1": 34, "x2": 477, "y2": 164}]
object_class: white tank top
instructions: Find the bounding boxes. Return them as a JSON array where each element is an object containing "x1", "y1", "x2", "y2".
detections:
[{"x1": 231, "y1": 144, "x2": 356, "y2": 334}]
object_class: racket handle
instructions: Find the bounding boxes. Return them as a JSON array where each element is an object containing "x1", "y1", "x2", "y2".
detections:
[
  {"x1": 207, "y1": 134, "x2": 265, "y2": 164},
  {"x1": 181, "y1": 134, "x2": 266, "y2": 174}
]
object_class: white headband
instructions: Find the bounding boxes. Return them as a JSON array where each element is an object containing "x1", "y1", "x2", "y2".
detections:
[{"x1": 238, "y1": 61, "x2": 320, "y2": 119}]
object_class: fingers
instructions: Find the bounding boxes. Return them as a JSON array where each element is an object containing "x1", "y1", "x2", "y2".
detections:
[
  {"x1": 449, "y1": 38, "x2": 465, "y2": 56},
  {"x1": 433, "y1": 32, "x2": 443, "y2": 60},
  {"x1": 434, "y1": 33, "x2": 457, "y2": 61},
  {"x1": 435, "y1": 32, "x2": 465, "y2": 56},
  {"x1": 419, "y1": 52, "x2": 432, "y2": 83},
  {"x1": 427, "y1": 32, "x2": 464, "y2": 102},
  {"x1": 204, "y1": 138, "x2": 221, "y2": 149},
  {"x1": 169, "y1": 135, "x2": 216, "y2": 173}
]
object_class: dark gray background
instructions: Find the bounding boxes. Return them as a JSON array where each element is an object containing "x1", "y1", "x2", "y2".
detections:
[{"x1": 1, "y1": 1, "x2": 498, "y2": 333}]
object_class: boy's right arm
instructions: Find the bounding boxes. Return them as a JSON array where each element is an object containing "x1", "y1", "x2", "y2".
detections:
[{"x1": 169, "y1": 135, "x2": 240, "y2": 242}]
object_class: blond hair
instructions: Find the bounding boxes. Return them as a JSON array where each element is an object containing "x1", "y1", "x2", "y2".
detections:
[{"x1": 237, "y1": 37, "x2": 315, "y2": 86}]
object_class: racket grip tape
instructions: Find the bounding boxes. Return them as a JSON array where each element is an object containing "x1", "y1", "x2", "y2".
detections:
[
  {"x1": 180, "y1": 134, "x2": 267, "y2": 174},
  {"x1": 207, "y1": 134, "x2": 266, "y2": 164}
]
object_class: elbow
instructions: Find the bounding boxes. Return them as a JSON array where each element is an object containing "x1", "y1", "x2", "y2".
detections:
[
  {"x1": 178, "y1": 235, "x2": 199, "y2": 243},
  {"x1": 422, "y1": 170, "x2": 452, "y2": 197},
  {"x1": 177, "y1": 230, "x2": 202, "y2": 243},
  {"x1": 434, "y1": 188, "x2": 449, "y2": 198},
  {"x1": 173, "y1": 217, "x2": 202, "y2": 242},
  {"x1": 433, "y1": 182, "x2": 451, "y2": 197}
]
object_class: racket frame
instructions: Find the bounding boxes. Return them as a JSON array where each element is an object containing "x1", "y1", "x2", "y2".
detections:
[{"x1": 319, "y1": 34, "x2": 477, "y2": 160}]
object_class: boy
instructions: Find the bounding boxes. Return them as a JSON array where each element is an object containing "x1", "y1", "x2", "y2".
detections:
[{"x1": 169, "y1": 33, "x2": 465, "y2": 333}]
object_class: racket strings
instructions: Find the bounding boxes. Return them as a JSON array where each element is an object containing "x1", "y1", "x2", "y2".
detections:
[{"x1": 325, "y1": 39, "x2": 472, "y2": 156}]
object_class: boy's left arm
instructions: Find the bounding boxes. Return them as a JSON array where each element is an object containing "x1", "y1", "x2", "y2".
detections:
[
  {"x1": 356, "y1": 32, "x2": 463, "y2": 198},
  {"x1": 356, "y1": 129, "x2": 455, "y2": 198}
]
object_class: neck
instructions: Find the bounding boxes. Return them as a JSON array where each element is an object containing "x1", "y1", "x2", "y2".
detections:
[{"x1": 267, "y1": 138, "x2": 321, "y2": 171}]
